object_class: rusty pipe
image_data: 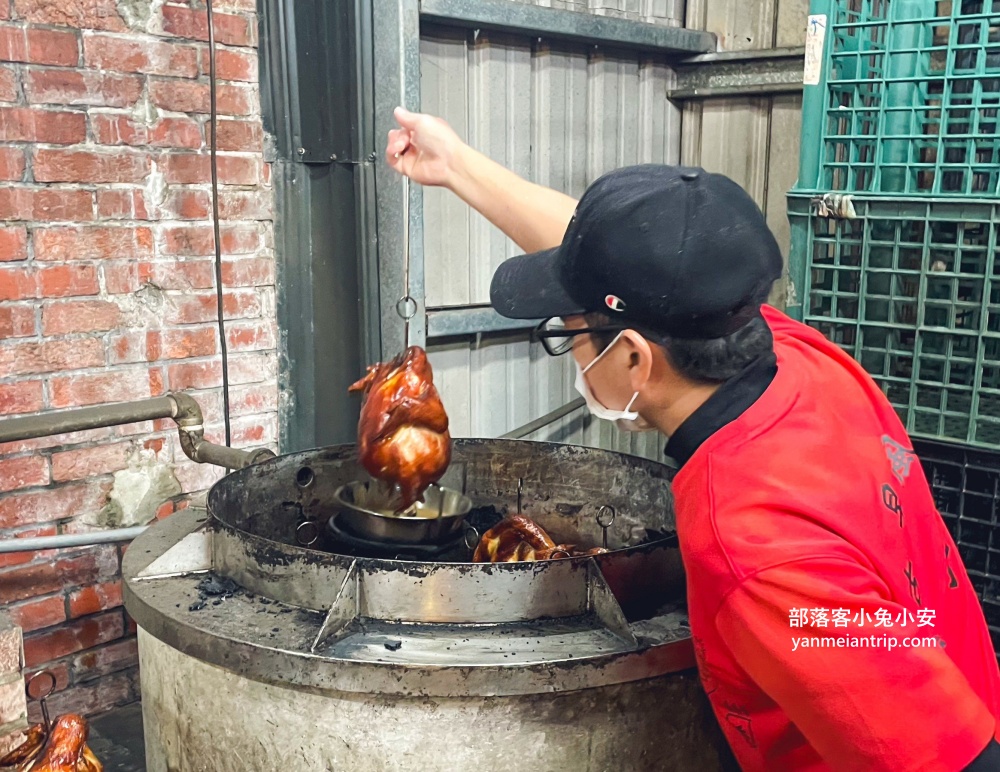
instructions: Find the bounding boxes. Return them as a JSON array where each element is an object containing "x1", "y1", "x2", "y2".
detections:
[{"x1": 0, "y1": 392, "x2": 275, "y2": 470}]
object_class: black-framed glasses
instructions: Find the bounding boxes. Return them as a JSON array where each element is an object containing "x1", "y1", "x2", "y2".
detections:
[{"x1": 531, "y1": 318, "x2": 628, "y2": 357}]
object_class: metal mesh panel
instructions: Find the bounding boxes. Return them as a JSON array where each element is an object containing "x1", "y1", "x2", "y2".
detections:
[
  {"x1": 818, "y1": 0, "x2": 1000, "y2": 196},
  {"x1": 915, "y1": 437, "x2": 1000, "y2": 652},
  {"x1": 790, "y1": 194, "x2": 1000, "y2": 447}
]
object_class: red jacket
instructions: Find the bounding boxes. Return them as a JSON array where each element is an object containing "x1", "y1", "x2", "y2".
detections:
[{"x1": 673, "y1": 306, "x2": 1000, "y2": 770}]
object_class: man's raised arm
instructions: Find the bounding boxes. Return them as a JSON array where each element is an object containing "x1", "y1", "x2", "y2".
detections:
[{"x1": 385, "y1": 107, "x2": 578, "y2": 253}]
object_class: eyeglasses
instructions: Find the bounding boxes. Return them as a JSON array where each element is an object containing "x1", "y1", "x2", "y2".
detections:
[{"x1": 531, "y1": 318, "x2": 628, "y2": 357}]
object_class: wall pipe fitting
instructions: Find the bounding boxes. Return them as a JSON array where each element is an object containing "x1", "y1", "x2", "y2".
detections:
[{"x1": 0, "y1": 392, "x2": 276, "y2": 554}]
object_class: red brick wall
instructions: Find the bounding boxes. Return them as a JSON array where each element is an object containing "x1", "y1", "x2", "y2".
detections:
[{"x1": 0, "y1": 0, "x2": 276, "y2": 718}]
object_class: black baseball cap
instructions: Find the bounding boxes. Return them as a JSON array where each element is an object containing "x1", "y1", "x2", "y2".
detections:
[{"x1": 489, "y1": 164, "x2": 783, "y2": 339}]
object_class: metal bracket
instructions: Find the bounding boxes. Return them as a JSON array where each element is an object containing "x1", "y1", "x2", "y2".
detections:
[
  {"x1": 668, "y1": 46, "x2": 806, "y2": 99},
  {"x1": 311, "y1": 560, "x2": 360, "y2": 652},
  {"x1": 587, "y1": 559, "x2": 638, "y2": 649}
]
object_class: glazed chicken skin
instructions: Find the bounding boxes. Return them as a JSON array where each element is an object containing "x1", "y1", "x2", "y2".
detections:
[
  {"x1": 0, "y1": 715, "x2": 102, "y2": 772},
  {"x1": 349, "y1": 346, "x2": 451, "y2": 511},
  {"x1": 473, "y1": 515, "x2": 608, "y2": 562}
]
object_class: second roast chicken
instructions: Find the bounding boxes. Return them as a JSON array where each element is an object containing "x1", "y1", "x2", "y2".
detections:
[
  {"x1": 473, "y1": 515, "x2": 608, "y2": 562},
  {"x1": 349, "y1": 346, "x2": 451, "y2": 511}
]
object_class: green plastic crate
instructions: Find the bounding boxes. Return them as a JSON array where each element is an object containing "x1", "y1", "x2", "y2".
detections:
[
  {"x1": 798, "y1": 0, "x2": 1000, "y2": 197},
  {"x1": 788, "y1": 193, "x2": 1000, "y2": 447}
]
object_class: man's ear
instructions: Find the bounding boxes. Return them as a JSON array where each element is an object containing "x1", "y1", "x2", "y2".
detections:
[{"x1": 621, "y1": 330, "x2": 653, "y2": 391}]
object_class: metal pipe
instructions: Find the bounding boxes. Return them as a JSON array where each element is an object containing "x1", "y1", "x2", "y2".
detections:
[
  {"x1": 0, "y1": 526, "x2": 148, "y2": 554},
  {"x1": 500, "y1": 398, "x2": 586, "y2": 440},
  {"x1": 0, "y1": 396, "x2": 178, "y2": 444}
]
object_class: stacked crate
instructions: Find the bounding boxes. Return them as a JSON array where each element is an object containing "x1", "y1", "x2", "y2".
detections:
[{"x1": 788, "y1": 0, "x2": 1000, "y2": 648}]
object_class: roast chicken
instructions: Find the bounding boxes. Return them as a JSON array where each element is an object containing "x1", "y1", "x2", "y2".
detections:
[
  {"x1": 349, "y1": 346, "x2": 451, "y2": 511},
  {"x1": 473, "y1": 514, "x2": 608, "y2": 562},
  {"x1": 0, "y1": 715, "x2": 102, "y2": 772}
]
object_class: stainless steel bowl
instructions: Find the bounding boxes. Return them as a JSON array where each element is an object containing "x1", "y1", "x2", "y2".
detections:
[{"x1": 332, "y1": 479, "x2": 473, "y2": 545}]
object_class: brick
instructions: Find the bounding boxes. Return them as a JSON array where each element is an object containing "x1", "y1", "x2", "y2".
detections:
[
  {"x1": 51, "y1": 442, "x2": 129, "y2": 482},
  {"x1": 0, "y1": 305, "x2": 36, "y2": 339},
  {"x1": 0, "y1": 225, "x2": 27, "y2": 261},
  {"x1": 0, "y1": 25, "x2": 78, "y2": 65},
  {"x1": 0, "y1": 614, "x2": 24, "y2": 673},
  {"x1": 0, "y1": 455, "x2": 48, "y2": 492},
  {"x1": 92, "y1": 113, "x2": 201, "y2": 149},
  {"x1": 27, "y1": 670, "x2": 135, "y2": 722},
  {"x1": 83, "y1": 34, "x2": 197, "y2": 77},
  {"x1": 0, "y1": 147, "x2": 24, "y2": 181},
  {"x1": 71, "y1": 637, "x2": 136, "y2": 682},
  {"x1": 162, "y1": 152, "x2": 258, "y2": 185},
  {"x1": 0, "y1": 337, "x2": 104, "y2": 376},
  {"x1": 149, "y1": 78, "x2": 253, "y2": 116},
  {"x1": 0, "y1": 266, "x2": 37, "y2": 301},
  {"x1": 96, "y1": 188, "x2": 148, "y2": 220},
  {"x1": 107, "y1": 331, "x2": 145, "y2": 364},
  {"x1": 161, "y1": 5, "x2": 253, "y2": 46},
  {"x1": 23, "y1": 611, "x2": 123, "y2": 667},
  {"x1": 68, "y1": 581, "x2": 122, "y2": 618},
  {"x1": 42, "y1": 299, "x2": 120, "y2": 335},
  {"x1": 50, "y1": 368, "x2": 157, "y2": 408},
  {"x1": 0, "y1": 525, "x2": 56, "y2": 569},
  {"x1": 231, "y1": 383, "x2": 278, "y2": 416},
  {"x1": 159, "y1": 327, "x2": 216, "y2": 359},
  {"x1": 222, "y1": 256, "x2": 273, "y2": 287},
  {"x1": 37, "y1": 263, "x2": 99, "y2": 297},
  {"x1": 167, "y1": 359, "x2": 220, "y2": 390},
  {"x1": 33, "y1": 148, "x2": 150, "y2": 184},
  {"x1": 218, "y1": 190, "x2": 270, "y2": 220},
  {"x1": 228, "y1": 350, "x2": 276, "y2": 385},
  {"x1": 212, "y1": 119, "x2": 262, "y2": 152},
  {"x1": 0, "y1": 187, "x2": 93, "y2": 222},
  {"x1": 7, "y1": 596, "x2": 65, "y2": 633},
  {"x1": 0, "y1": 427, "x2": 112, "y2": 456},
  {"x1": 24, "y1": 68, "x2": 142, "y2": 108},
  {"x1": 0, "y1": 380, "x2": 42, "y2": 415},
  {"x1": 0, "y1": 107, "x2": 85, "y2": 143},
  {"x1": 201, "y1": 46, "x2": 256, "y2": 82},
  {"x1": 34, "y1": 226, "x2": 153, "y2": 261},
  {"x1": 138, "y1": 259, "x2": 215, "y2": 290},
  {"x1": 165, "y1": 290, "x2": 260, "y2": 325},
  {"x1": 156, "y1": 188, "x2": 210, "y2": 220},
  {"x1": 162, "y1": 224, "x2": 259, "y2": 256},
  {"x1": 13, "y1": 0, "x2": 126, "y2": 31},
  {"x1": 0, "y1": 483, "x2": 111, "y2": 532},
  {"x1": 102, "y1": 261, "x2": 138, "y2": 294},
  {"x1": 0, "y1": 3, "x2": 8, "y2": 20},
  {"x1": 0, "y1": 679, "x2": 26, "y2": 726},
  {"x1": 0, "y1": 65, "x2": 16, "y2": 101}
]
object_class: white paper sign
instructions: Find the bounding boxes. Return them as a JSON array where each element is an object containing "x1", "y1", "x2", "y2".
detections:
[{"x1": 804, "y1": 14, "x2": 828, "y2": 86}]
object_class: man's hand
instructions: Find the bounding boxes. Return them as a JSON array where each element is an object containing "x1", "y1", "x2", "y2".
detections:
[
  {"x1": 384, "y1": 106, "x2": 578, "y2": 254},
  {"x1": 386, "y1": 107, "x2": 465, "y2": 189}
]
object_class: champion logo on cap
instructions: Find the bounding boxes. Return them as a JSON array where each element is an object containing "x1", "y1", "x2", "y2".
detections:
[{"x1": 605, "y1": 295, "x2": 626, "y2": 312}]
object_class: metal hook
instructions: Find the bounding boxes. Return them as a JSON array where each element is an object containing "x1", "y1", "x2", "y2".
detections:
[
  {"x1": 26, "y1": 670, "x2": 56, "y2": 731},
  {"x1": 295, "y1": 520, "x2": 319, "y2": 547},
  {"x1": 516, "y1": 477, "x2": 523, "y2": 515},
  {"x1": 596, "y1": 505, "x2": 616, "y2": 550}
]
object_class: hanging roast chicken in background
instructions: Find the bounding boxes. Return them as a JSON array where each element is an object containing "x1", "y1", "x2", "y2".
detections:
[
  {"x1": 0, "y1": 715, "x2": 102, "y2": 771},
  {"x1": 349, "y1": 346, "x2": 451, "y2": 511}
]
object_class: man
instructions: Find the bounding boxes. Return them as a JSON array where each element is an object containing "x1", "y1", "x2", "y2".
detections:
[{"x1": 386, "y1": 107, "x2": 1000, "y2": 771}]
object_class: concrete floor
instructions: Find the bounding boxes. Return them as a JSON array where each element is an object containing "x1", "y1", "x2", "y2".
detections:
[{"x1": 88, "y1": 702, "x2": 146, "y2": 772}]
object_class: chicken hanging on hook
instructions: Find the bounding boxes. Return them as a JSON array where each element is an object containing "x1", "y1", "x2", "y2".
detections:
[{"x1": 349, "y1": 346, "x2": 451, "y2": 511}]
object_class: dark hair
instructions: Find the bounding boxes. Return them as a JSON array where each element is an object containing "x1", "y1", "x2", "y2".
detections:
[{"x1": 584, "y1": 299, "x2": 773, "y2": 385}]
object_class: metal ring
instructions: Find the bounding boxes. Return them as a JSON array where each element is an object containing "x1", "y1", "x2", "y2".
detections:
[
  {"x1": 396, "y1": 295, "x2": 417, "y2": 320},
  {"x1": 26, "y1": 670, "x2": 55, "y2": 702},
  {"x1": 463, "y1": 525, "x2": 481, "y2": 551},
  {"x1": 596, "y1": 505, "x2": 616, "y2": 529},
  {"x1": 548, "y1": 549, "x2": 571, "y2": 560},
  {"x1": 295, "y1": 520, "x2": 319, "y2": 547}
]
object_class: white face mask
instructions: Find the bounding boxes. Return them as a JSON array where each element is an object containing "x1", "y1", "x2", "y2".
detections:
[{"x1": 574, "y1": 332, "x2": 654, "y2": 432}]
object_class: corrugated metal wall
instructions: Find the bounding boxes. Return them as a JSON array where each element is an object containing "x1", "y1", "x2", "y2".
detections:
[
  {"x1": 682, "y1": 0, "x2": 807, "y2": 306},
  {"x1": 419, "y1": 0, "x2": 806, "y2": 459}
]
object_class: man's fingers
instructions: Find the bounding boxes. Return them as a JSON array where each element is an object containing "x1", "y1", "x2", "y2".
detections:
[{"x1": 393, "y1": 105, "x2": 420, "y2": 129}]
